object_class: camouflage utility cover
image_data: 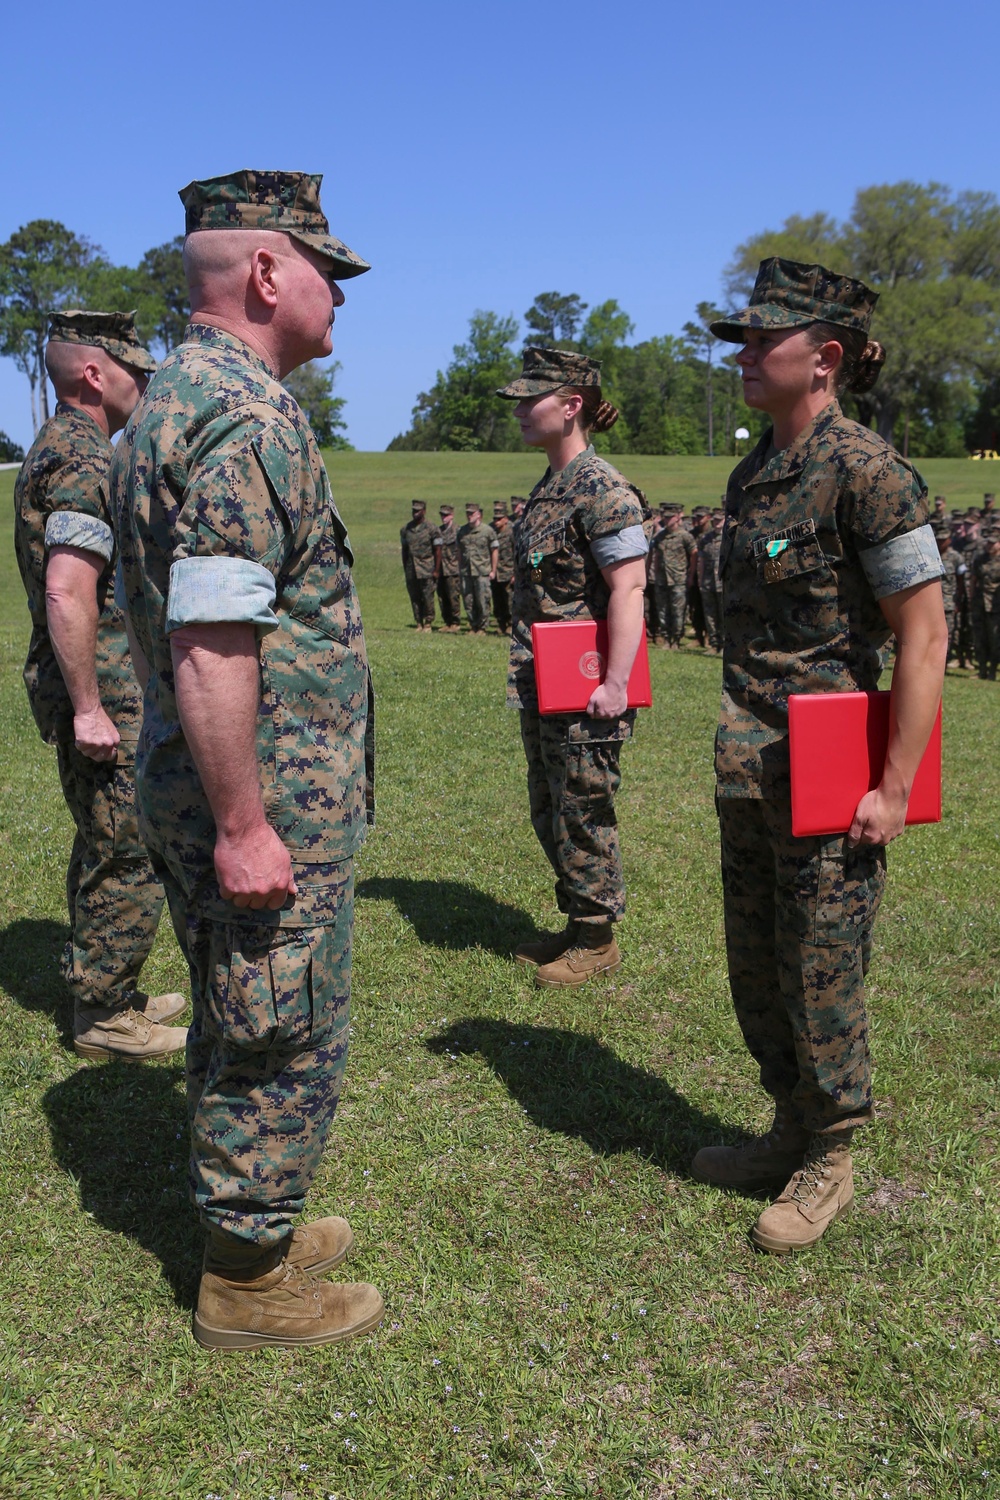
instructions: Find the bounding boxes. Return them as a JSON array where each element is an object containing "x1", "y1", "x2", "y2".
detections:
[
  {"x1": 48, "y1": 310, "x2": 157, "y2": 373},
  {"x1": 711, "y1": 257, "x2": 878, "y2": 344},
  {"x1": 110, "y1": 324, "x2": 372, "y2": 919},
  {"x1": 716, "y1": 401, "x2": 939, "y2": 798},
  {"x1": 179, "y1": 169, "x2": 370, "y2": 280},
  {"x1": 14, "y1": 403, "x2": 141, "y2": 742},
  {"x1": 507, "y1": 445, "x2": 646, "y2": 709},
  {"x1": 497, "y1": 345, "x2": 601, "y2": 399}
]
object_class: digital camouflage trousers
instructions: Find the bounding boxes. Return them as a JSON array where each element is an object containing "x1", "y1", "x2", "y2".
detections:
[
  {"x1": 462, "y1": 574, "x2": 492, "y2": 632},
  {"x1": 56, "y1": 736, "x2": 165, "y2": 1010},
  {"x1": 151, "y1": 850, "x2": 354, "y2": 1249},
  {"x1": 653, "y1": 580, "x2": 687, "y2": 644},
  {"x1": 405, "y1": 573, "x2": 436, "y2": 627},
  {"x1": 718, "y1": 796, "x2": 886, "y2": 1134},
  {"x1": 437, "y1": 573, "x2": 462, "y2": 627},
  {"x1": 519, "y1": 706, "x2": 633, "y2": 928}
]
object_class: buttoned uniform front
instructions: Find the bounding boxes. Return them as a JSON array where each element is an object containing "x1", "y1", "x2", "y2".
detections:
[
  {"x1": 716, "y1": 401, "x2": 942, "y2": 1133},
  {"x1": 400, "y1": 514, "x2": 440, "y2": 628},
  {"x1": 435, "y1": 516, "x2": 462, "y2": 627},
  {"x1": 14, "y1": 402, "x2": 166, "y2": 1012},
  {"x1": 457, "y1": 519, "x2": 498, "y2": 632},
  {"x1": 508, "y1": 446, "x2": 647, "y2": 928},
  {"x1": 110, "y1": 322, "x2": 373, "y2": 1252}
]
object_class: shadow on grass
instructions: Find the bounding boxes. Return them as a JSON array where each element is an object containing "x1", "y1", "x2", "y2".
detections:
[
  {"x1": 0, "y1": 923, "x2": 198, "y2": 1305},
  {"x1": 41, "y1": 1062, "x2": 200, "y2": 1308},
  {"x1": 0, "y1": 916, "x2": 73, "y2": 1037},
  {"x1": 427, "y1": 1018, "x2": 721, "y2": 1178},
  {"x1": 357, "y1": 876, "x2": 538, "y2": 955}
]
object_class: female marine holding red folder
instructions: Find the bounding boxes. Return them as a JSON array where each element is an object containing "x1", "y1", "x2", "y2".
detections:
[
  {"x1": 496, "y1": 347, "x2": 648, "y2": 988},
  {"x1": 692, "y1": 259, "x2": 948, "y2": 1254}
]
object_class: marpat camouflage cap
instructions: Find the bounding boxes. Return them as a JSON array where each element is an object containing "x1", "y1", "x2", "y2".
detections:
[
  {"x1": 47, "y1": 310, "x2": 156, "y2": 373},
  {"x1": 710, "y1": 257, "x2": 878, "y2": 343},
  {"x1": 179, "y1": 170, "x2": 370, "y2": 279},
  {"x1": 497, "y1": 345, "x2": 601, "y2": 399},
  {"x1": 493, "y1": 499, "x2": 509, "y2": 517}
]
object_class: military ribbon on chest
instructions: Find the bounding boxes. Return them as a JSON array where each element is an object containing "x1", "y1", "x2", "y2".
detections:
[{"x1": 763, "y1": 537, "x2": 789, "y2": 583}]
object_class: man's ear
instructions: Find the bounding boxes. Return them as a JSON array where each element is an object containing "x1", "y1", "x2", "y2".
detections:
[
  {"x1": 249, "y1": 247, "x2": 280, "y2": 310},
  {"x1": 80, "y1": 358, "x2": 105, "y2": 398}
]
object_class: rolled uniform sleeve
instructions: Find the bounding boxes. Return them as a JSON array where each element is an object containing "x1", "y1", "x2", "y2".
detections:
[
  {"x1": 590, "y1": 524, "x2": 649, "y2": 568},
  {"x1": 44, "y1": 509, "x2": 115, "y2": 561},
  {"x1": 166, "y1": 556, "x2": 279, "y2": 634},
  {"x1": 859, "y1": 523, "x2": 944, "y2": 598}
]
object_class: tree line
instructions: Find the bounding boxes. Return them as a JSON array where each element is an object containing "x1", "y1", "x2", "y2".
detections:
[
  {"x1": 0, "y1": 222, "x2": 350, "y2": 451},
  {"x1": 390, "y1": 181, "x2": 1000, "y2": 459}
]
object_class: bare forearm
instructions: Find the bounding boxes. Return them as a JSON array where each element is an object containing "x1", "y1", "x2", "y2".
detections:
[
  {"x1": 47, "y1": 584, "x2": 101, "y2": 713},
  {"x1": 881, "y1": 626, "x2": 948, "y2": 797},
  {"x1": 604, "y1": 583, "x2": 645, "y2": 689},
  {"x1": 172, "y1": 623, "x2": 264, "y2": 836}
]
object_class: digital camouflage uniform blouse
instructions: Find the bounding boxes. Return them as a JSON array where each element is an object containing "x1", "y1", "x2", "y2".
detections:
[
  {"x1": 716, "y1": 401, "x2": 942, "y2": 800},
  {"x1": 110, "y1": 325, "x2": 372, "y2": 919},
  {"x1": 507, "y1": 445, "x2": 647, "y2": 710},
  {"x1": 14, "y1": 404, "x2": 140, "y2": 744}
]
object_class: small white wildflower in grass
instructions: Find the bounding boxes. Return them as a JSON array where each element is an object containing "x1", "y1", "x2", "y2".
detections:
[{"x1": 445, "y1": 1384, "x2": 452, "y2": 1393}]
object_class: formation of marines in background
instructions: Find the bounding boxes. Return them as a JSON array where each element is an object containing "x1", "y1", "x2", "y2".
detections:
[{"x1": 932, "y1": 492, "x2": 1000, "y2": 679}]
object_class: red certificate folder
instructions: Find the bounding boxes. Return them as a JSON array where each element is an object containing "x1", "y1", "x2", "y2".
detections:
[
  {"x1": 788, "y1": 690, "x2": 942, "y2": 838},
  {"x1": 531, "y1": 619, "x2": 653, "y2": 715}
]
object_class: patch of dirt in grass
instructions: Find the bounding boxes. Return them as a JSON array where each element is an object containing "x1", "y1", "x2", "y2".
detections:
[{"x1": 862, "y1": 1177, "x2": 924, "y2": 1214}]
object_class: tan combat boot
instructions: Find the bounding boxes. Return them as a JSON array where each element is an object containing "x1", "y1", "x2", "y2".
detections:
[
  {"x1": 534, "y1": 923, "x2": 621, "y2": 988},
  {"x1": 79, "y1": 992, "x2": 186, "y2": 1026},
  {"x1": 203, "y1": 1216, "x2": 356, "y2": 1277},
  {"x1": 193, "y1": 1258, "x2": 384, "y2": 1350},
  {"x1": 515, "y1": 925, "x2": 576, "y2": 967},
  {"x1": 74, "y1": 1005, "x2": 188, "y2": 1062},
  {"x1": 751, "y1": 1131, "x2": 855, "y2": 1254},
  {"x1": 691, "y1": 1097, "x2": 810, "y2": 1191}
]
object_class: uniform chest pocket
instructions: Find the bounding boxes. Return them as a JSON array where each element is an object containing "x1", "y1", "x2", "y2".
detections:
[
  {"x1": 519, "y1": 519, "x2": 567, "y2": 571},
  {"x1": 754, "y1": 533, "x2": 832, "y2": 586}
]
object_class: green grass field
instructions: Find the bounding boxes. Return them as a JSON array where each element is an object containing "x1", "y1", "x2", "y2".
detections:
[{"x1": 1, "y1": 454, "x2": 998, "y2": 1500}]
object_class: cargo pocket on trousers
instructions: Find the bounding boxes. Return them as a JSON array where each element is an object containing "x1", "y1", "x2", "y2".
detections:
[
  {"x1": 811, "y1": 838, "x2": 885, "y2": 947},
  {"x1": 211, "y1": 927, "x2": 321, "y2": 1052},
  {"x1": 564, "y1": 716, "x2": 631, "y2": 815}
]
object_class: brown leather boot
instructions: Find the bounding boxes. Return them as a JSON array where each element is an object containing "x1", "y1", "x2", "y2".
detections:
[
  {"x1": 691, "y1": 1097, "x2": 810, "y2": 1190},
  {"x1": 751, "y1": 1131, "x2": 855, "y2": 1254},
  {"x1": 194, "y1": 1259, "x2": 384, "y2": 1350},
  {"x1": 534, "y1": 924, "x2": 621, "y2": 988},
  {"x1": 74, "y1": 1005, "x2": 188, "y2": 1062},
  {"x1": 78, "y1": 992, "x2": 186, "y2": 1026},
  {"x1": 515, "y1": 925, "x2": 576, "y2": 967}
]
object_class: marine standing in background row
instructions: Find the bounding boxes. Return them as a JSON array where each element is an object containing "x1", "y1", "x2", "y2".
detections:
[
  {"x1": 457, "y1": 502, "x2": 498, "y2": 633},
  {"x1": 652, "y1": 504, "x2": 694, "y2": 648},
  {"x1": 491, "y1": 500, "x2": 515, "y2": 635},
  {"x1": 434, "y1": 504, "x2": 462, "y2": 630},
  {"x1": 400, "y1": 499, "x2": 440, "y2": 631},
  {"x1": 697, "y1": 508, "x2": 725, "y2": 652},
  {"x1": 971, "y1": 524, "x2": 1000, "y2": 677},
  {"x1": 13, "y1": 311, "x2": 187, "y2": 1063}
]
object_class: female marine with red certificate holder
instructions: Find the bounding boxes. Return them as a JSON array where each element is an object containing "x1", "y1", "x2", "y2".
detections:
[
  {"x1": 691, "y1": 258, "x2": 948, "y2": 1254},
  {"x1": 496, "y1": 347, "x2": 648, "y2": 989}
]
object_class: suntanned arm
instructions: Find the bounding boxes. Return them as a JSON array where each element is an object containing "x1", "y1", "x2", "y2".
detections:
[
  {"x1": 489, "y1": 540, "x2": 499, "y2": 582},
  {"x1": 45, "y1": 545, "x2": 120, "y2": 762},
  {"x1": 171, "y1": 621, "x2": 296, "y2": 910},
  {"x1": 587, "y1": 557, "x2": 648, "y2": 720},
  {"x1": 848, "y1": 578, "x2": 948, "y2": 847}
]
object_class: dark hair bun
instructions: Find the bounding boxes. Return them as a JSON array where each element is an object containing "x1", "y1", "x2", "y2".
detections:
[
  {"x1": 591, "y1": 399, "x2": 619, "y2": 434},
  {"x1": 848, "y1": 339, "x2": 886, "y2": 395}
]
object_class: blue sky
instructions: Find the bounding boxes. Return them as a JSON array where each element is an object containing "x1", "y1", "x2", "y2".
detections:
[{"x1": 1, "y1": 0, "x2": 997, "y2": 451}]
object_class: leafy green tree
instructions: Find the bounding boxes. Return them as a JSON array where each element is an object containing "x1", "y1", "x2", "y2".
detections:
[
  {"x1": 138, "y1": 237, "x2": 189, "y2": 351},
  {"x1": 389, "y1": 311, "x2": 521, "y2": 451},
  {"x1": 0, "y1": 430, "x2": 24, "y2": 462},
  {"x1": 282, "y1": 361, "x2": 352, "y2": 449},
  {"x1": 0, "y1": 220, "x2": 104, "y2": 433},
  {"x1": 523, "y1": 292, "x2": 588, "y2": 347}
]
